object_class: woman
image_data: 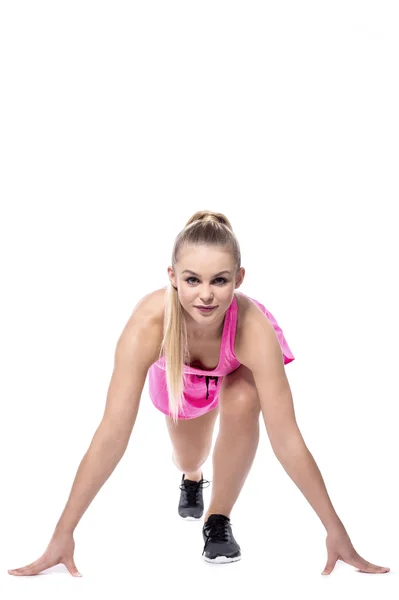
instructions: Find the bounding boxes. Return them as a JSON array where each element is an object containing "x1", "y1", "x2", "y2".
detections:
[{"x1": 8, "y1": 210, "x2": 390, "y2": 575}]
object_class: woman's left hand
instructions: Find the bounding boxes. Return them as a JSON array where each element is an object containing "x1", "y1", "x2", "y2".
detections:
[{"x1": 321, "y1": 525, "x2": 390, "y2": 575}]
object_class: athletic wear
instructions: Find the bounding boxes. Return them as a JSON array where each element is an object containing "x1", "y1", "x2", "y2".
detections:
[
  {"x1": 178, "y1": 472, "x2": 210, "y2": 520},
  {"x1": 202, "y1": 514, "x2": 241, "y2": 563},
  {"x1": 148, "y1": 292, "x2": 295, "y2": 420}
]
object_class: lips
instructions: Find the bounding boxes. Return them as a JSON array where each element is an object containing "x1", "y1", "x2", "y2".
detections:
[
  {"x1": 195, "y1": 306, "x2": 216, "y2": 309},
  {"x1": 195, "y1": 306, "x2": 217, "y2": 312}
]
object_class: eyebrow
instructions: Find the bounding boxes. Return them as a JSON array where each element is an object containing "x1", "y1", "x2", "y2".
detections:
[{"x1": 181, "y1": 270, "x2": 232, "y2": 277}]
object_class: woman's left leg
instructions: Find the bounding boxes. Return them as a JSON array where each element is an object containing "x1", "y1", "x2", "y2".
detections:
[{"x1": 204, "y1": 364, "x2": 261, "y2": 522}]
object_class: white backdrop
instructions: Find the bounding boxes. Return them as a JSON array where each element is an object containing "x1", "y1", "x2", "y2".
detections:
[{"x1": 1, "y1": 1, "x2": 397, "y2": 598}]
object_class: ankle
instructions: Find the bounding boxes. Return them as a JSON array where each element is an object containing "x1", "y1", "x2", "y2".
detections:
[
  {"x1": 183, "y1": 469, "x2": 202, "y2": 482},
  {"x1": 204, "y1": 510, "x2": 231, "y2": 523}
]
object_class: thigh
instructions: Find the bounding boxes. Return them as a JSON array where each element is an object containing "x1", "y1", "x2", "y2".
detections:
[{"x1": 165, "y1": 405, "x2": 219, "y2": 460}]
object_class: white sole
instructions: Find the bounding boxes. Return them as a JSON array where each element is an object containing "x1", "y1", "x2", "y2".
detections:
[{"x1": 202, "y1": 554, "x2": 242, "y2": 564}]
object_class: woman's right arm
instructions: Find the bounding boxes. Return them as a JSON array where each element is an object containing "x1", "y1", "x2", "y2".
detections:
[
  {"x1": 8, "y1": 292, "x2": 164, "y2": 576},
  {"x1": 54, "y1": 301, "x2": 162, "y2": 535}
]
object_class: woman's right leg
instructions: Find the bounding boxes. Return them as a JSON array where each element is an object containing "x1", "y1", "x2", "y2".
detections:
[{"x1": 165, "y1": 406, "x2": 219, "y2": 481}]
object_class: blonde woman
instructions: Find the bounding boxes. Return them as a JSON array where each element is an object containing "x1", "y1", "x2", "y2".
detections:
[{"x1": 8, "y1": 211, "x2": 390, "y2": 575}]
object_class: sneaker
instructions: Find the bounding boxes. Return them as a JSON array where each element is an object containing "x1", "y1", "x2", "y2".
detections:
[
  {"x1": 202, "y1": 514, "x2": 241, "y2": 563},
  {"x1": 178, "y1": 472, "x2": 210, "y2": 520}
]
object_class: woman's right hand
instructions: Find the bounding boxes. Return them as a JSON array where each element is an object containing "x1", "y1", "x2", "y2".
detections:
[{"x1": 8, "y1": 530, "x2": 82, "y2": 577}]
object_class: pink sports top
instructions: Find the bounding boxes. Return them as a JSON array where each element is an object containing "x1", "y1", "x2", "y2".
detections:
[{"x1": 148, "y1": 291, "x2": 295, "y2": 410}]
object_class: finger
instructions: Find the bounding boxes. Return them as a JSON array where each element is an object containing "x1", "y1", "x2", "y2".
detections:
[
  {"x1": 8, "y1": 558, "x2": 49, "y2": 576},
  {"x1": 8, "y1": 565, "x2": 38, "y2": 576},
  {"x1": 349, "y1": 555, "x2": 390, "y2": 574},
  {"x1": 356, "y1": 562, "x2": 390, "y2": 574},
  {"x1": 63, "y1": 558, "x2": 82, "y2": 577},
  {"x1": 322, "y1": 557, "x2": 337, "y2": 575},
  {"x1": 8, "y1": 568, "x2": 40, "y2": 577}
]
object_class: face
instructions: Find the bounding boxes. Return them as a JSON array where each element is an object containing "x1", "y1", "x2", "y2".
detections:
[{"x1": 167, "y1": 244, "x2": 245, "y2": 329}]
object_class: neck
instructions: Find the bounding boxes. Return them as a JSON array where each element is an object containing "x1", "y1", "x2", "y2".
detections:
[{"x1": 184, "y1": 312, "x2": 225, "y2": 340}]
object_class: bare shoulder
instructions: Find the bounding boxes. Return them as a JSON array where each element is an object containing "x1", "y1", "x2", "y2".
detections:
[
  {"x1": 129, "y1": 286, "x2": 167, "y2": 325},
  {"x1": 234, "y1": 291, "x2": 282, "y2": 369},
  {"x1": 115, "y1": 287, "x2": 166, "y2": 369},
  {"x1": 234, "y1": 290, "x2": 260, "y2": 338},
  {"x1": 234, "y1": 291, "x2": 257, "y2": 361},
  {"x1": 234, "y1": 290, "x2": 252, "y2": 321}
]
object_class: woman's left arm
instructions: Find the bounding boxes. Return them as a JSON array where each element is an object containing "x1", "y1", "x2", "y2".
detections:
[{"x1": 236, "y1": 305, "x2": 390, "y2": 575}]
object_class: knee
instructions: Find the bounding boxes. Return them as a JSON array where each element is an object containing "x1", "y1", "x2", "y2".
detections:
[
  {"x1": 219, "y1": 380, "x2": 261, "y2": 421},
  {"x1": 172, "y1": 452, "x2": 208, "y2": 474}
]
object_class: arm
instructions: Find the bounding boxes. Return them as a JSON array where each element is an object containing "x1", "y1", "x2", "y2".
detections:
[
  {"x1": 54, "y1": 298, "x2": 162, "y2": 535},
  {"x1": 236, "y1": 305, "x2": 344, "y2": 534}
]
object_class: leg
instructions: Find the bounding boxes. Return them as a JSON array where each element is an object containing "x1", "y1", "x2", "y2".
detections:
[
  {"x1": 165, "y1": 406, "x2": 219, "y2": 481},
  {"x1": 204, "y1": 364, "x2": 261, "y2": 522}
]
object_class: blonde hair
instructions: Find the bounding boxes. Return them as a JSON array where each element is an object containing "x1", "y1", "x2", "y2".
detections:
[{"x1": 158, "y1": 210, "x2": 241, "y2": 423}]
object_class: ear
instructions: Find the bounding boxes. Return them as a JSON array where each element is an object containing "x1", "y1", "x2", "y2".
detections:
[
  {"x1": 234, "y1": 267, "x2": 245, "y2": 289},
  {"x1": 167, "y1": 266, "x2": 178, "y2": 290}
]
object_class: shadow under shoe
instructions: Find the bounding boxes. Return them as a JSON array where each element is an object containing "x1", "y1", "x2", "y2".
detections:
[
  {"x1": 202, "y1": 513, "x2": 241, "y2": 563},
  {"x1": 178, "y1": 473, "x2": 211, "y2": 520}
]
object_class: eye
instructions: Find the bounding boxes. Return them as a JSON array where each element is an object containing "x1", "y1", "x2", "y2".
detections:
[{"x1": 185, "y1": 277, "x2": 227, "y2": 285}]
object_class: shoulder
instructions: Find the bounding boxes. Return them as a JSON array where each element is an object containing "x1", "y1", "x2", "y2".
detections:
[
  {"x1": 234, "y1": 292, "x2": 284, "y2": 372},
  {"x1": 234, "y1": 290, "x2": 264, "y2": 341},
  {"x1": 130, "y1": 286, "x2": 167, "y2": 325},
  {"x1": 234, "y1": 291, "x2": 259, "y2": 360},
  {"x1": 115, "y1": 287, "x2": 166, "y2": 369}
]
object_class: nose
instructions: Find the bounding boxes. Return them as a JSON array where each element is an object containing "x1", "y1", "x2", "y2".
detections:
[{"x1": 199, "y1": 289, "x2": 214, "y2": 302}]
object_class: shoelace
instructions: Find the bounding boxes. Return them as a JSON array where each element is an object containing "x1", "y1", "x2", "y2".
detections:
[
  {"x1": 203, "y1": 515, "x2": 231, "y2": 552},
  {"x1": 195, "y1": 375, "x2": 219, "y2": 399},
  {"x1": 179, "y1": 477, "x2": 211, "y2": 505}
]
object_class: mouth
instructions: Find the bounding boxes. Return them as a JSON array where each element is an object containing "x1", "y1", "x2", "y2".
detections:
[{"x1": 195, "y1": 306, "x2": 217, "y2": 313}]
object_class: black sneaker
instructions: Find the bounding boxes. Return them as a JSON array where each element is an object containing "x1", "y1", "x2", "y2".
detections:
[
  {"x1": 202, "y1": 514, "x2": 241, "y2": 563},
  {"x1": 178, "y1": 472, "x2": 210, "y2": 520}
]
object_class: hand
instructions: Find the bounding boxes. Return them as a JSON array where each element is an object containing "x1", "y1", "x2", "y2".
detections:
[
  {"x1": 322, "y1": 526, "x2": 390, "y2": 575},
  {"x1": 8, "y1": 530, "x2": 82, "y2": 577}
]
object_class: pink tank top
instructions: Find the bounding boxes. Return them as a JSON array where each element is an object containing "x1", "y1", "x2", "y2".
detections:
[{"x1": 148, "y1": 292, "x2": 295, "y2": 410}]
